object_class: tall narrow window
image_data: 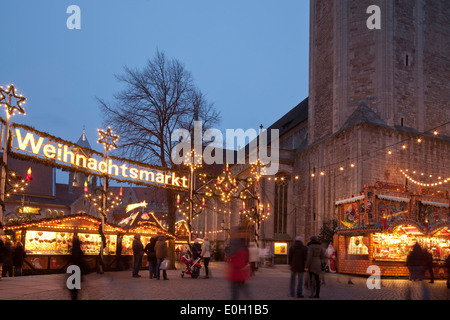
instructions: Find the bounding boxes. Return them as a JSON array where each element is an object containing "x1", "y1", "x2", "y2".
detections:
[{"x1": 274, "y1": 177, "x2": 289, "y2": 234}]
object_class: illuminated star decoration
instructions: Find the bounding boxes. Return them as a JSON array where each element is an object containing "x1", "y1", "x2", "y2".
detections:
[
  {"x1": 0, "y1": 84, "x2": 26, "y2": 116},
  {"x1": 97, "y1": 127, "x2": 119, "y2": 152}
]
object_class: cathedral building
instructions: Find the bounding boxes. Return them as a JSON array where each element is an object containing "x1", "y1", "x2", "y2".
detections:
[{"x1": 204, "y1": 0, "x2": 449, "y2": 268}]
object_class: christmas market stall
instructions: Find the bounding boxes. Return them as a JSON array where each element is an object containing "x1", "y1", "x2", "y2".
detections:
[
  {"x1": 4, "y1": 214, "x2": 122, "y2": 273},
  {"x1": 118, "y1": 210, "x2": 175, "y2": 269},
  {"x1": 4, "y1": 212, "x2": 175, "y2": 274},
  {"x1": 334, "y1": 182, "x2": 450, "y2": 278},
  {"x1": 174, "y1": 220, "x2": 192, "y2": 259}
]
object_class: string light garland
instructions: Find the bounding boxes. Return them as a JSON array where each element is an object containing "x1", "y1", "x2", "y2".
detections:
[
  {"x1": 291, "y1": 121, "x2": 450, "y2": 180},
  {"x1": 84, "y1": 183, "x2": 122, "y2": 216},
  {"x1": 400, "y1": 169, "x2": 449, "y2": 187}
]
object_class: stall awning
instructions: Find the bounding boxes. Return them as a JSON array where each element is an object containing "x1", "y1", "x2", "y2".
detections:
[
  {"x1": 421, "y1": 200, "x2": 449, "y2": 208},
  {"x1": 376, "y1": 194, "x2": 410, "y2": 203},
  {"x1": 335, "y1": 195, "x2": 365, "y2": 205}
]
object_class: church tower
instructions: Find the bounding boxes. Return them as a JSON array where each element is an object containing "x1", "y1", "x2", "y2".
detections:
[
  {"x1": 308, "y1": 0, "x2": 450, "y2": 145},
  {"x1": 294, "y1": 0, "x2": 450, "y2": 238},
  {"x1": 68, "y1": 127, "x2": 95, "y2": 191}
]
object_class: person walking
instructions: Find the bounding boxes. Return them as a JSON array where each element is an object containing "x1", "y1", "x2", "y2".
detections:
[
  {"x1": 406, "y1": 243, "x2": 424, "y2": 281},
  {"x1": 445, "y1": 254, "x2": 450, "y2": 289},
  {"x1": 248, "y1": 242, "x2": 259, "y2": 276},
  {"x1": 306, "y1": 236, "x2": 325, "y2": 298},
  {"x1": 144, "y1": 237, "x2": 157, "y2": 279},
  {"x1": 191, "y1": 238, "x2": 202, "y2": 260},
  {"x1": 155, "y1": 235, "x2": 168, "y2": 280},
  {"x1": 132, "y1": 234, "x2": 144, "y2": 278},
  {"x1": 2, "y1": 240, "x2": 13, "y2": 277},
  {"x1": 201, "y1": 237, "x2": 212, "y2": 279},
  {"x1": 288, "y1": 236, "x2": 308, "y2": 298},
  {"x1": 0, "y1": 236, "x2": 5, "y2": 280},
  {"x1": 423, "y1": 248, "x2": 434, "y2": 283},
  {"x1": 69, "y1": 234, "x2": 85, "y2": 300},
  {"x1": 13, "y1": 241, "x2": 26, "y2": 277},
  {"x1": 227, "y1": 227, "x2": 250, "y2": 300}
]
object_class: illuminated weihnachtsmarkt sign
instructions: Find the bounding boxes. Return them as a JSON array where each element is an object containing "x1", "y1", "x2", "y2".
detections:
[{"x1": 10, "y1": 124, "x2": 189, "y2": 190}]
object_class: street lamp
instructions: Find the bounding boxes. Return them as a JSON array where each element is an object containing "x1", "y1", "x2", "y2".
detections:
[{"x1": 94, "y1": 127, "x2": 120, "y2": 273}]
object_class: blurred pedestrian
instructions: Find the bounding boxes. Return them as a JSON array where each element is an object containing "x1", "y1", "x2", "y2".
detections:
[
  {"x1": 406, "y1": 243, "x2": 424, "y2": 281},
  {"x1": 155, "y1": 235, "x2": 168, "y2": 280},
  {"x1": 201, "y1": 237, "x2": 212, "y2": 279},
  {"x1": 248, "y1": 242, "x2": 259, "y2": 276},
  {"x1": 306, "y1": 236, "x2": 325, "y2": 298},
  {"x1": 144, "y1": 237, "x2": 157, "y2": 279},
  {"x1": 227, "y1": 227, "x2": 250, "y2": 300},
  {"x1": 1, "y1": 240, "x2": 13, "y2": 277},
  {"x1": 445, "y1": 254, "x2": 450, "y2": 289},
  {"x1": 69, "y1": 234, "x2": 85, "y2": 300},
  {"x1": 191, "y1": 238, "x2": 202, "y2": 260},
  {"x1": 0, "y1": 236, "x2": 5, "y2": 279},
  {"x1": 13, "y1": 241, "x2": 26, "y2": 277},
  {"x1": 423, "y1": 248, "x2": 434, "y2": 283},
  {"x1": 288, "y1": 236, "x2": 308, "y2": 298},
  {"x1": 132, "y1": 234, "x2": 144, "y2": 278}
]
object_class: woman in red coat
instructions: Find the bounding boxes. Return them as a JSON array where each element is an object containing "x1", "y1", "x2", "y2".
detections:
[{"x1": 227, "y1": 228, "x2": 250, "y2": 300}]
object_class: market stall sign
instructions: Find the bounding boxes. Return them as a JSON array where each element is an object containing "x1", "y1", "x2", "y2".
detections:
[
  {"x1": 10, "y1": 126, "x2": 188, "y2": 190},
  {"x1": 18, "y1": 206, "x2": 41, "y2": 215}
]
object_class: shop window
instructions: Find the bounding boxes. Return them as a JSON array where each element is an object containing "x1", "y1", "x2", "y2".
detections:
[
  {"x1": 347, "y1": 236, "x2": 369, "y2": 255},
  {"x1": 274, "y1": 177, "x2": 288, "y2": 234},
  {"x1": 373, "y1": 226, "x2": 450, "y2": 262}
]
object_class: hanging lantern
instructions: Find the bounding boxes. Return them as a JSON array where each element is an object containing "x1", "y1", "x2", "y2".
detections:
[
  {"x1": 177, "y1": 194, "x2": 180, "y2": 204},
  {"x1": 242, "y1": 201, "x2": 246, "y2": 211},
  {"x1": 202, "y1": 197, "x2": 206, "y2": 207},
  {"x1": 267, "y1": 203, "x2": 270, "y2": 213},
  {"x1": 119, "y1": 187, "x2": 123, "y2": 197},
  {"x1": 84, "y1": 181, "x2": 88, "y2": 193}
]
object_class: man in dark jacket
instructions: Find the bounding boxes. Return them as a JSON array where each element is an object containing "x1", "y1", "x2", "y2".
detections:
[
  {"x1": 132, "y1": 234, "x2": 144, "y2": 278},
  {"x1": 2, "y1": 240, "x2": 13, "y2": 277},
  {"x1": 288, "y1": 236, "x2": 308, "y2": 298}
]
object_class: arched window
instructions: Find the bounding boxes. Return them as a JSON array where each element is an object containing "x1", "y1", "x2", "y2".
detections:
[{"x1": 274, "y1": 175, "x2": 289, "y2": 234}]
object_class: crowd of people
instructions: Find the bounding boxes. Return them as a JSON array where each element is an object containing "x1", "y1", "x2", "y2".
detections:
[
  {"x1": 288, "y1": 235, "x2": 329, "y2": 298},
  {"x1": 406, "y1": 242, "x2": 447, "y2": 284},
  {"x1": 0, "y1": 235, "x2": 26, "y2": 279},
  {"x1": 2, "y1": 231, "x2": 450, "y2": 299}
]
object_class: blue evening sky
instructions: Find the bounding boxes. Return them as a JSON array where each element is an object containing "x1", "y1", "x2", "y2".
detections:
[{"x1": 0, "y1": 0, "x2": 309, "y2": 154}]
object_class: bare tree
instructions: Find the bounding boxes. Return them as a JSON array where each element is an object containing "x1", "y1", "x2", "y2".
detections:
[{"x1": 97, "y1": 50, "x2": 220, "y2": 267}]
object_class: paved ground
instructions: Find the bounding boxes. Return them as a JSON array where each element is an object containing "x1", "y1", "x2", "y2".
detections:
[{"x1": 0, "y1": 261, "x2": 449, "y2": 301}]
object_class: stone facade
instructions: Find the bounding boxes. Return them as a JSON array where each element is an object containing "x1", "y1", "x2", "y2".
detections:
[
  {"x1": 201, "y1": 1, "x2": 450, "y2": 253},
  {"x1": 189, "y1": 2, "x2": 450, "y2": 266}
]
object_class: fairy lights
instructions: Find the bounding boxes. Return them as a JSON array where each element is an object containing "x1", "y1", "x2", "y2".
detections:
[
  {"x1": 84, "y1": 186, "x2": 122, "y2": 216},
  {"x1": 0, "y1": 84, "x2": 26, "y2": 117},
  {"x1": 400, "y1": 169, "x2": 449, "y2": 187}
]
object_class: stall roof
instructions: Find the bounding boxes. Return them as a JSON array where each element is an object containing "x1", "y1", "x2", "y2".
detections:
[{"x1": 4, "y1": 213, "x2": 174, "y2": 238}]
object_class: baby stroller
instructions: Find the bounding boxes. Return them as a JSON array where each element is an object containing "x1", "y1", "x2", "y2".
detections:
[{"x1": 180, "y1": 254, "x2": 202, "y2": 279}]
